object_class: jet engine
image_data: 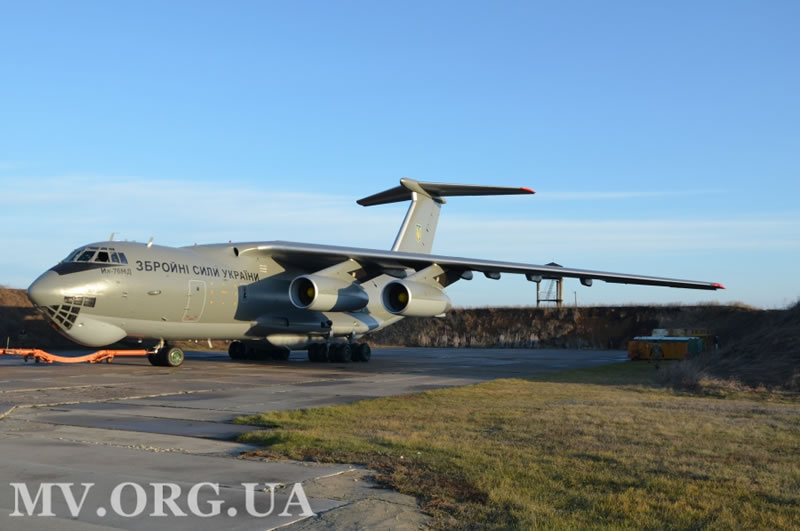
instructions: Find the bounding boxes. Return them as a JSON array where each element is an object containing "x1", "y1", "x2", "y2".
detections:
[
  {"x1": 289, "y1": 274, "x2": 369, "y2": 312},
  {"x1": 381, "y1": 280, "x2": 452, "y2": 317}
]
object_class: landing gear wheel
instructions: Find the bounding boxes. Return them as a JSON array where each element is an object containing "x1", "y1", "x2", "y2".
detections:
[
  {"x1": 249, "y1": 348, "x2": 269, "y2": 361},
  {"x1": 308, "y1": 344, "x2": 325, "y2": 362},
  {"x1": 316, "y1": 343, "x2": 330, "y2": 362},
  {"x1": 147, "y1": 353, "x2": 159, "y2": 366},
  {"x1": 245, "y1": 345, "x2": 257, "y2": 360},
  {"x1": 228, "y1": 341, "x2": 245, "y2": 360},
  {"x1": 270, "y1": 348, "x2": 291, "y2": 361},
  {"x1": 353, "y1": 343, "x2": 371, "y2": 362},
  {"x1": 331, "y1": 343, "x2": 352, "y2": 363},
  {"x1": 159, "y1": 346, "x2": 184, "y2": 367}
]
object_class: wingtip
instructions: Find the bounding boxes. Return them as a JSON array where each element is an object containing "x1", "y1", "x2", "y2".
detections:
[
  {"x1": 520, "y1": 187, "x2": 536, "y2": 194},
  {"x1": 712, "y1": 282, "x2": 726, "y2": 290}
]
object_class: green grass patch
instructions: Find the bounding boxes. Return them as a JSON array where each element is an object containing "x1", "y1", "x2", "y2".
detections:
[{"x1": 236, "y1": 362, "x2": 800, "y2": 529}]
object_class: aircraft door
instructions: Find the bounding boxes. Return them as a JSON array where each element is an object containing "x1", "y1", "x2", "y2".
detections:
[{"x1": 182, "y1": 280, "x2": 207, "y2": 322}]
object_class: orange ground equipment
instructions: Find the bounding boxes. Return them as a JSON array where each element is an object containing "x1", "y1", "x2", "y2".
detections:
[{"x1": 0, "y1": 348, "x2": 151, "y2": 364}]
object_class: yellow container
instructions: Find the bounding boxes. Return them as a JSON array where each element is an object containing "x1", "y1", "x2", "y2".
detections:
[{"x1": 627, "y1": 337, "x2": 703, "y2": 361}]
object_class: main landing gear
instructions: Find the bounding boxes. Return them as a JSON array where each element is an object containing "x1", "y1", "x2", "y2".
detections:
[
  {"x1": 307, "y1": 342, "x2": 371, "y2": 363},
  {"x1": 147, "y1": 344, "x2": 185, "y2": 367},
  {"x1": 227, "y1": 341, "x2": 291, "y2": 362},
  {"x1": 225, "y1": 341, "x2": 371, "y2": 364}
]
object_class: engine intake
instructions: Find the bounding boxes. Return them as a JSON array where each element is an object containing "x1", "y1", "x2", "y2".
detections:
[
  {"x1": 289, "y1": 275, "x2": 369, "y2": 312},
  {"x1": 381, "y1": 280, "x2": 452, "y2": 317}
]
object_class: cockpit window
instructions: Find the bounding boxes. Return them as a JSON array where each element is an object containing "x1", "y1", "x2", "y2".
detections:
[
  {"x1": 67, "y1": 246, "x2": 127, "y2": 264},
  {"x1": 77, "y1": 250, "x2": 96, "y2": 262},
  {"x1": 65, "y1": 249, "x2": 82, "y2": 262}
]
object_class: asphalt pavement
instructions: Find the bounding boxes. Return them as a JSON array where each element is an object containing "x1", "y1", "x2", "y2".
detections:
[{"x1": 0, "y1": 347, "x2": 626, "y2": 529}]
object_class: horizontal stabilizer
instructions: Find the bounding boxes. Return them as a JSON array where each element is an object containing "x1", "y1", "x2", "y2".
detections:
[{"x1": 357, "y1": 178, "x2": 534, "y2": 206}]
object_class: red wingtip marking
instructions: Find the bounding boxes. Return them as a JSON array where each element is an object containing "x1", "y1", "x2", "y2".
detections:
[
  {"x1": 712, "y1": 283, "x2": 726, "y2": 289},
  {"x1": 520, "y1": 187, "x2": 536, "y2": 194}
]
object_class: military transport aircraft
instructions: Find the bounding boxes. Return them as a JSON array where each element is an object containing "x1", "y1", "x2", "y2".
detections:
[{"x1": 27, "y1": 179, "x2": 724, "y2": 367}]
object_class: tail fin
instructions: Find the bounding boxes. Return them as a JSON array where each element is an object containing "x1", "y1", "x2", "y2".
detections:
[{"x1": 357, "y1": 178, "x2": 534, "y2": 253}]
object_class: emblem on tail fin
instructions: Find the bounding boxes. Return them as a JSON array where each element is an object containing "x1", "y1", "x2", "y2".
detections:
[{"x1": 415, "y1": 223, "x2": 423, "y2": 242}]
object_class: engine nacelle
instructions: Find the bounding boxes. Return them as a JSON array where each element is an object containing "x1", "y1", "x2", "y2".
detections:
[
  {"x1": 381, "y1": 280, "x2": 452, "y2": 317},
  {"x1": 289, "y1": 274, "x2": 369, "y2": 312}
]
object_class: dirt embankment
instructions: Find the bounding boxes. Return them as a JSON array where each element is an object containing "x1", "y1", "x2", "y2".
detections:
[
  {"x1": 2, "y1": 286, "x2": 796, "y2": 389},
  {"x1": 367, "y1": 304, "x2": 775, "y2": 350},
  {"x1": 0, "y1": 287, "x2": 71, "y2": 349},
  {"x1": 662, "y1": 302, "x2": 799, "y2": 391},
  {"x1": 368, "y1": 303, "x2": 799, "y2": 391}
]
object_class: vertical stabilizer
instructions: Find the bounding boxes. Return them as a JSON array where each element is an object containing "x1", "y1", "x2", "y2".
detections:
[
  {"x1": 356, "y1": 178, "x2": 534, "y2": 255},
  {"x1": 392, "y1": 190, "x2": 441, "y2": 253}
]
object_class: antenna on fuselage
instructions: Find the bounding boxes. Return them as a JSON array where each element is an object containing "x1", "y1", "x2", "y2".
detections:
[
  {"x1": 109, "y1": 232, "x2": 115, "y2": 241},
  {"x1": 147, "y1": 236, "x2": 154, "y2": 248}
]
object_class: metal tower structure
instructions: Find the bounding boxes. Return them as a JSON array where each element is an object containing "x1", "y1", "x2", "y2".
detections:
[{"x1": 534, "y1": 262, "x2": 564, "y2": 308}]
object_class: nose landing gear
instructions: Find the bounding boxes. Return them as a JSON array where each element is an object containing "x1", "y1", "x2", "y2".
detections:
[{"x1": 147, "y1": 345, "x2": 185, "y2": 367}]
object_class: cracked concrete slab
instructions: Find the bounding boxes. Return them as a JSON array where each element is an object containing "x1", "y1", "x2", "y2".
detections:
[
  {"x1": 22, "y1": 410, "x2": 258, "y2": 440},
  {"x1": 0, "y1": 438, "x2": 347, "y2": 530},
  {"x1": 290, "y1": 468, "x2": 431, "y2": 530},
  {"x1": 1, "y1": 418, "x2": 257, "y2": 456}
]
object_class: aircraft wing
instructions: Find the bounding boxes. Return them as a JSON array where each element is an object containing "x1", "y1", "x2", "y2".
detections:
[{"x1": 247, "y1": 241, "x2": 724, "y2": 291}]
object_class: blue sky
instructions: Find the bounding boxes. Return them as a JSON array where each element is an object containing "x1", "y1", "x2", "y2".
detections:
[{"x1": 1, "y1": 1, "x2": 798, "y2": 308}]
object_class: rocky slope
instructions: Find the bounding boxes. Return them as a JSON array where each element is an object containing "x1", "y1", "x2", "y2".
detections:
[{"x1": 366, "y1": 304, "x2": 774, "y2": 350}]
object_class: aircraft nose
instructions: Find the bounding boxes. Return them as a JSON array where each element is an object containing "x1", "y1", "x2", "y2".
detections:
[{"x1": 27, "y1": 271, "x2": 62, "y2": 307}]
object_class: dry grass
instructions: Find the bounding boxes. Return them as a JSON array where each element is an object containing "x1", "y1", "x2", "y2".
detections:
[
  {"x1": 661, "y1": 300, "x2": 800, "y2": 392},
  {"x1": 236, "y1": 362, "x2": 800, "y2": 529},
  {"x1": 660, "y1": 357, "x2": 751, "y2": 395}
]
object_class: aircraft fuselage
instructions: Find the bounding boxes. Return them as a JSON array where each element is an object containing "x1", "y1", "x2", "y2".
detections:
[
  {"x1": 28, "y1": 241, "x2": 398, "y2": 348},
  {"x1": 24, "y1": 179, "x2": 723, "y2": 362}
]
